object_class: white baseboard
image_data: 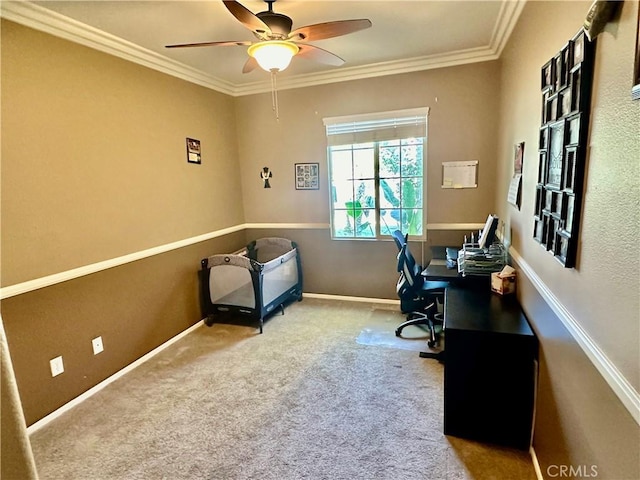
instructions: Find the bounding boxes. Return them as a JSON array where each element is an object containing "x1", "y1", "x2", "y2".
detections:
[
  {"x1": 27, "y1": 320, "x2": 204, "y2": 435},
  {"x1": 25, "y1": 294, "x2": 400, "y2": 433},
  {"x1": 531, "y1": 447, "x2": 545, "y2": 480},
  {"x1": 303, "y1": 292, "x2": 400, "y2": 305}
]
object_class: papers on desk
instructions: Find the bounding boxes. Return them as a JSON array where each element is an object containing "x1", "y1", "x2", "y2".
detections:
[{"x1": 457, "y1": 243, "x2": 506, "y2": 276}]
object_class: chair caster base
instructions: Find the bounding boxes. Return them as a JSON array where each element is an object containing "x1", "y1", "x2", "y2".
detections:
[{"x1": 419, "y1": 350, "x2": 445, "y2": 363}]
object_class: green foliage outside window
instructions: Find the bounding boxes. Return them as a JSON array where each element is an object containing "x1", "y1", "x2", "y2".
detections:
[{"x1": 329, "y1": 138, "x2": 424, "y2": 239}]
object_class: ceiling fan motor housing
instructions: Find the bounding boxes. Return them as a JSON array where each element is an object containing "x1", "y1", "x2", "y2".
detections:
[
  {"x1": 166, "y1": 1, "x2": 372, "y2": 73},
  {"x1": 256, "y1": 11, "x2": 293, "y2": 38}
]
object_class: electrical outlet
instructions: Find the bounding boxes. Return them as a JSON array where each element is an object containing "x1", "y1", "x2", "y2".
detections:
[
  {"x1": 92, "y1": 336, "x2": 104, "y2": 355},
  {"x1": 50, "y1": 356, "x2": 64, "y2": 377}
]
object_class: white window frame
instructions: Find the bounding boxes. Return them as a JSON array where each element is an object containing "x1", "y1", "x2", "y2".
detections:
[{"x1": 323, "y1": 107, "x2": 429, "y2": 241}]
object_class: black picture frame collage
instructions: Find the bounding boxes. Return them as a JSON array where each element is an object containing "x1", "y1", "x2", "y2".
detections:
[{"x1": 535, "y1": 29, "x2": 595, "y2": 268}]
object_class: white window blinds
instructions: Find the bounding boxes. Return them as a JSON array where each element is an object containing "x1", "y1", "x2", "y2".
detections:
[{"x1": 323, "y1": 107, "x2": 429, "y2": 146}]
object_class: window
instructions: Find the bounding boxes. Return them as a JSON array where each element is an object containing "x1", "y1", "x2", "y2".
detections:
[{"x1": 324, "y1": 108, "x2": 429, "y2": 240}]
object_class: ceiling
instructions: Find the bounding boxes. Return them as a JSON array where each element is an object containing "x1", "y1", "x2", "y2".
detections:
[{"x1": 2, "y1": 0, "x2": 525, "y2": 95}]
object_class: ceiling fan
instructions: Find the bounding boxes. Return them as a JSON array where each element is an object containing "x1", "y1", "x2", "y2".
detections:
[{"x1": 165, "y1": 0, "x2": 372, "y2": 74}]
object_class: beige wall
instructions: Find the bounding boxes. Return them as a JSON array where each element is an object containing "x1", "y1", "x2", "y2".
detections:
[
  {"x1": 2, "y1": 2, "x2": 639, "y2": 477},
  {"x1": 236, "y1": 62, "x2": 501, "y2": 226},
  {"x1": 1, "y1": 20, "x2": 245, "y2": 286},
  {"x1": 236, "y1": 63, "x2": 501, "y2": 297},
  {"x1": 1, "y1": 21, "x2": 501, "y2": 425},
  {"x1": 0, "y1": 19, "x2": 247, "y2": 429},
  {"x1": 498, "y1": 0, "x2": 639, "y2": 392},
  {"x1": 496, "y1": 1, "x2": 640, "y2": 478},
  {"x1": 2, "y1": 233, "x2": 245, "y2": 425}
]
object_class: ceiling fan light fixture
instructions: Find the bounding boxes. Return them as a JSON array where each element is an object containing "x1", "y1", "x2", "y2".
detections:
[{"x1": 248, "y1": 40, "x2": 299, "y2": 72}]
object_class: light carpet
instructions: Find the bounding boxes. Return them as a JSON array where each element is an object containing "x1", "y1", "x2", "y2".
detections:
[{"x1": 29, "y1": 298, "x2": 536, "y2": 480}]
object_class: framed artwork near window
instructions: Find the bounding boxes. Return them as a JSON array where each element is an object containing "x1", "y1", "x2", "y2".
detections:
[{"x1": 295, "y1": 163, "x2": 319, "y2": 190}]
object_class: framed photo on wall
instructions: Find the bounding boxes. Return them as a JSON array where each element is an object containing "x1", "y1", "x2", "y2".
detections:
[
  {"x1": 186, "y1": 138, "x2": 201, "y2": 164},
  {"x1": 295, "y1": 163, "x2": 319, "y2": 190},
  {"x1": 534, "y1": 28, "x2": 595, "y2": 268}
]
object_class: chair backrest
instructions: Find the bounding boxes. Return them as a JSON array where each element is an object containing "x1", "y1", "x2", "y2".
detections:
[
  {"x1": 391, "y1": 230, "x2": 405, "y2": 252},
  {"x1": 392, "y1": 230, "x2": 424, "y2": 291}
]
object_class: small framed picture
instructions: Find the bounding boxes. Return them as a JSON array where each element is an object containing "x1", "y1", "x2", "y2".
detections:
[
  {"x1": 514, "y1": 141, "x2": 524, "y2": 175},
  {"x1": 186, "y1": 138, "x2": 201, "y2": 164},
  {"x1": 572, "y1": 30, "x2": 585, "y2": 65},
  {"x1": 541, "y1": 59, "x2": 555, "y2": 91},
  {"x1": 295, "y1": 163, "x2": 319, "y2": 190}
]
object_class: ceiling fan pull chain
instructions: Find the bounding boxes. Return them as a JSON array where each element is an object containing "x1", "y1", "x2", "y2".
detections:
[
  {"x1": 270, "y1": 70, "x2": 279, "y2": 121},
  {"x1": 166, "y1": 1, "x2": 371, "y2": 119}
]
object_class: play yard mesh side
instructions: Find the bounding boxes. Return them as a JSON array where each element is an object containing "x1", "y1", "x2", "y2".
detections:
[{"x1": 199, "y1": 238, "x2": 303, "y2": 333}]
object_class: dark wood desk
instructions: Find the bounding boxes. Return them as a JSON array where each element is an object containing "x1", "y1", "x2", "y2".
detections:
[
  {"x1": 423, "y1": 261, "x2": 490, "y2": 289},
  {"x1": 423, "y1": 261, "x2": 458, "y2": 281},
  {"x1": 443, "y1": 286, "x2": 537, "y2": 450}
]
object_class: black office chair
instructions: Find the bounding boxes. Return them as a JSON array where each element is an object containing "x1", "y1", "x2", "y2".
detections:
[{"x1": 392, "y1": 230, "x2": 449, "y2": 349}]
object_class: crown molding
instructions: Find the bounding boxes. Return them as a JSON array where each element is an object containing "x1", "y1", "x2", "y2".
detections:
[
  {"x1": 1, "y1": 0, "x2": 525, "y2": 96},
  {"x1": 240, "y1": 0, "x2": 527, "y2": 96},
  {"x1": 490, "y1": 0, "x2": 527, "y2": 57},
  {"x1": 0, "y1": 0, "x2": 237, "y2": 95},
  {"x1": 236, "y1": 46, "x2": 500, "y2": 95}
]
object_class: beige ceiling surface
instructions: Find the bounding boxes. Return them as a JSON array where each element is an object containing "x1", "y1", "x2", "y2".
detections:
[{"x1": 3, "y1": 1, "x2": 524, "y2": 94}]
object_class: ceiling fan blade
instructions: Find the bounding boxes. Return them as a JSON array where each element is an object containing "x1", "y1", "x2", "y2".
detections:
[
  {"x1": 242, "y1": 56, "x2": 258, "y2": 73},
  {"x1": 289, "y1": 19, "x2": 372, "y2": 42},
  {"x1": 222, "y1": 0, "x2": 271, "y2": 35},
  {"x1": 166, "y1": 40, "x2": 251, "y2": 49},
  {"x1": 296, "y1": 44, "x2": 345, "y2": 67}
]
